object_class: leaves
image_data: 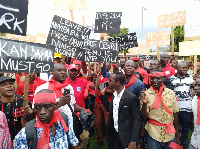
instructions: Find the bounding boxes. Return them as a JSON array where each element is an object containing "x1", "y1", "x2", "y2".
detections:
[{"x1": 171, "y1": 25, "x2": 184, "y2": 52}]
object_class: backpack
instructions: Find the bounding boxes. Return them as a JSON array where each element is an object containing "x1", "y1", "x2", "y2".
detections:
[{"x1": 25, "y1": 112, "x2": 68, "y2": 149}]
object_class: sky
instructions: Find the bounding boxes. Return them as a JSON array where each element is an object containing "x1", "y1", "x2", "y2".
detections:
[{"x1": 27, "y1": 0, "x2": 200, "y2": 42}]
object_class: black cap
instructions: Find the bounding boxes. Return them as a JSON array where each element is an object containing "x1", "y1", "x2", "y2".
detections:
[{"x1": 0, "y1": 76, "x2": 15, "y2": 84}]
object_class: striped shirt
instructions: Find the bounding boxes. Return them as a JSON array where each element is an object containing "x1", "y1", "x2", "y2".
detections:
[{"x1": 169, "y1": 73, "x2": 194, "y2": 112}]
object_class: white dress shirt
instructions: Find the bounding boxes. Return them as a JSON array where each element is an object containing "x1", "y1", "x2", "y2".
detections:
[{"x1": 113, "y1": 87, "x2": 125, "y2": 132}]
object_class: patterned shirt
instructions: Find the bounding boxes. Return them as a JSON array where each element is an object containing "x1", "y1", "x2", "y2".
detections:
[
  {"x1": 169, "y1": 73, "x2": 194, "y2": 112},
  {"x1": 144, "y1": 86, "x2": 179, "y2": 143},
  {"x1": 13, "y1": 117, "x2": 79, "y2": 149},
  {"x1": 190, "y1": 96, "x2": 200, "y2": 149}
]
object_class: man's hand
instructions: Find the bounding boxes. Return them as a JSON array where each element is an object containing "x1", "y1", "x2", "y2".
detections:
[
  {"x1": 101, "y1": 85, "x2": 107, "y2": 95},
  {"x1": 128, "y1": 141, "x2": 136, "y2": 149},
  {"x1": 193, "y1": 74, "x2": 199, "y2": 81},
  {"x1": 58, "y1": 94, "x2": 71, "y2": 107},
  {"x1": 139, "y1": 91, "x2": 148, "y2": 104},
  {"x1": 83, "y1": 109, "x2": 92, "y2": 115},
  {"x1": 22, "y1": 105, "x2": 33, "y2": 115}
]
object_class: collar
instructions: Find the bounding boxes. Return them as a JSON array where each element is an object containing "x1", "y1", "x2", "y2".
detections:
[
  {"x1": 67, "y1": 77, "x2": 78, "y2": 83},
  {"x1": 174, "y1": 73, "x2": 190, "y2": 79},
  {"x1": 113, "y1": 87, "x2": 125, "y2": 98},
  {"x1": 149, "y1": 86, "x2": 167, "y2": 94}
]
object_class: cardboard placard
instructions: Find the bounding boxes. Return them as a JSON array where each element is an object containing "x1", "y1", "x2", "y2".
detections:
[
  {"x1": 108, "y1": 33, "x2": 138, "y2": 50},
  {"x1": 53, "y1": 0, "x2": 86, "y2": 10},
  {"x1": 179, "y1": 41, "x2": 200, "y2": 56},
  {"x1": 0, "y1": 38, "x2": 54, "y2": 72},
  {"x1": 0, "y1": 33, "x2": 36, "y2": 43},
  {"x1": 146, "y1": 31, "x2": 170, "y2": 46},
  {"x1": 185, "y1": 8, "x2": 200, "y2": 40},
  {"x1": 139, "y1": 55, "x2": 151, "y2": 61},
  {"x1": 46, "y1": 15, "x2": 91, "y2": 57},
  {"x1": 94, "y1": 12, "x2": 122, "y2": 33},
  {"x1": 158, "y1": 10, "x2": 186, "y2": 29},
  {"x1": 130, "y1": 43, "x2": 150, "y2": 55},
  {"x1": 108, "y1": 33, "x2": 137, "y2": 43},
  {"x1": 77, "y1": 39, "x2": 119, "y2": 63},
  {"x1": 0, "y1": 0, "x2": 28, "y2": 35},
  {"x1": 36, "y1": 33, "x2": 47, "y2": 44}
]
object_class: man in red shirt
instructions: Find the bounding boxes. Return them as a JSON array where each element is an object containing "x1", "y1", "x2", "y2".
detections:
[
  {"x1": 66, "y1": 64, "x2": 89, "y2": 108},
  {"x1": 131, "y1": 56, "x2": 147, "y2": 77},
  {"x1": 66, "y1": 64, "x2": 90, "y2": 149},
  {"x1": 160, "y1": 53, "x2": 176, "y2": 77},
  {"x1": 16, "y1": 72, "x2": 46, "y2": 103}
]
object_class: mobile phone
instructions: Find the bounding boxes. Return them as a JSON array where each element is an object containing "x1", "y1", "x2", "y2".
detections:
[
  {"x1": 63, "y1": 89, "x2": 70, "y2": 96},
  {"x1": 104, "y1": 82, "x2": 109, "y2": 87},
  {"x1": 99, "y1": 84, "x2": 105, "y2": 91}
]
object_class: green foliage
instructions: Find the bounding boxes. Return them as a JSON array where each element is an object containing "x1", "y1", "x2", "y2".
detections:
[
  {"x1": 171, "y1": 25, "x2": 184, "y2": 52},
  {"x1": 108, "y1": 28, "x2": 129, "y2": 38},
  {"x1": 108, "y1": 28, "x2": 129, "y2": 53},
  {"x1": 150, "y1": 49, "x2": 156, "y2": 52}
]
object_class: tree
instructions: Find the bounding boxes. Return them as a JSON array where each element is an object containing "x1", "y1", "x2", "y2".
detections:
[
  {"x1": 171, "y1": 25, "x2": 184, "y2": 52},
  {"x1": 108, "y1": 28, "x2": 129, "y2": 53}
]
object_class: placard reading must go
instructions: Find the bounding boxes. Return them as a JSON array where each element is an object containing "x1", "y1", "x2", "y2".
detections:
[{"x1": 0, "y1": 38, "x2": 54, "y2": 73}]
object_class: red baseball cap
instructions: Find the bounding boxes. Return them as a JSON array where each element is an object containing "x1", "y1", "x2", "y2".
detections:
[
  {"x1": 68, "y1": 64, "x2": 79, "y2": 70},
  {"x1": 73, "y1": 60, "x2": 81, "y2": 65},
  {"x1": 131, "y1": 56, "x2": 139, "y2": 61}
]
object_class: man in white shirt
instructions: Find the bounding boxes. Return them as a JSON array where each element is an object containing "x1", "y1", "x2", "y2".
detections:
[{"x1": 106, "y1": 71, "x2": 142, "y2": 149}]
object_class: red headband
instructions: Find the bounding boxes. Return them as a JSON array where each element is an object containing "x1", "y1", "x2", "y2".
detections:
[
  {"x1": 149, "y1": 72, "x2": 165, "y2": 77},
  {"x1": 34, "y1": 93, "x2": 56, "y2": 104}
]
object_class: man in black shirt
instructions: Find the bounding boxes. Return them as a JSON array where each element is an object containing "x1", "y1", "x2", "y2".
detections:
[{"x1": 0, "y1": 76, "x2": 32, "y2": 140}]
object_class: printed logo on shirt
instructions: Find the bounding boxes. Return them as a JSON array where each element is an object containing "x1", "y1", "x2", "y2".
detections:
[
  {"x1": 76, "y1": 86, "x2": 81, "y2": 92},
  {"x1": 165, "y1": 71, "x2": 170, "y2": 75}
]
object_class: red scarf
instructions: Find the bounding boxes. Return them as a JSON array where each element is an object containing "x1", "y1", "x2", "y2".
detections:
[
  {"x1": 48, "y1": 78, "x2": 69, "y2": 98},
  {"x1": 197, "y1": 96, "x2": 200, "y2": 125},
  {"x1": 152, "y1": 84, "x2": 172, "y2": 115},
  {"x1": 125, "y1": 74, "x2": 136, "y2": 89},
  {"x1": 34, "y1": 111, "x2": 68, "y2": 149}
]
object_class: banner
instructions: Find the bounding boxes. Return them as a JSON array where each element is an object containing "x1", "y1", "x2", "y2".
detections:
[
  {"x1": 94, "y1": 12, "x2": 122, "y2": 33},
  {"x1": 0, "y1": 38, "x2": 54, "y2": 72},
  {"x1": 76, "y1": 39, "x2": 119, "y2": 63},
  {"x1": 158, "y1": 10, "x2": 186, "y2": 29},
  {"x1": 46, "y1": 15, "x2": 91, "y2": 57},
  {"x1": 0, "y1": 0, "x2": 28, "y2": 35},
  {"x1": 179, "y1": 41, "x2": 200, "y2": 56},
  {"x1": 146, "y1": 31, "x2": 170, "y2": 46},
  {"x1": 108, "y1": 33, "x2": 138, "y2": 50}
]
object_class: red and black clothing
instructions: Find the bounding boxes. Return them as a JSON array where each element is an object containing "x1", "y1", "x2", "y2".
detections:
[
  {"x1": 16, "y1": 77, "x2": 46, "y2": 103},
  {"x1": 0, "y1": 95, "x2": 30, "y2": 140}
]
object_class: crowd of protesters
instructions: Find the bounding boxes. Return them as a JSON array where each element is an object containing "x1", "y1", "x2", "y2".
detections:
[{"x1": 0, "y1": 52, "x2": 200, "y2": 149}]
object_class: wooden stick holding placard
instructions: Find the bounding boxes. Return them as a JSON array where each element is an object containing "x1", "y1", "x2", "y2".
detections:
[
  {"x1": 157, "y1": 46, "x2": 160, "y2": 61},
  {"x1": 94, "y1": 33, "x2": 107, "y2": 97},
  {"x1": 171, "y1": 26, "x2": 174, "y2": 55},
  {"x1": 194, "y1": 55, "x2": 197, "y2": 74},
  {"x1": 22, "y1": 73, "x2": 29, "y2": 127},
  {"x1": 124, "y1": 49, "x2": 127, "y2": 61}
]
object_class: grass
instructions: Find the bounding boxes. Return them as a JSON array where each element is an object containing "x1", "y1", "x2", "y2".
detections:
[{"x1": 88, "y1": 132, "x2": 108, "y2": 149}]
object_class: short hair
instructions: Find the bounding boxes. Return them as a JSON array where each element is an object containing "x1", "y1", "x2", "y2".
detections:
[
  {"x1": 113, "y1": 71, "x2": 125, "y2": 84},
  {"x1": 134, "y1": 72, "x2": 143, "y2": 81},
  {"x1": 36, "y1": 89, "x2": 54, "y2": 94},
  {"x1": 177, "y1": 61, "x2": 188, "y2": 66},
  {"x1": 151, "y1": 69, "x2": 163, "y2": 74}
]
